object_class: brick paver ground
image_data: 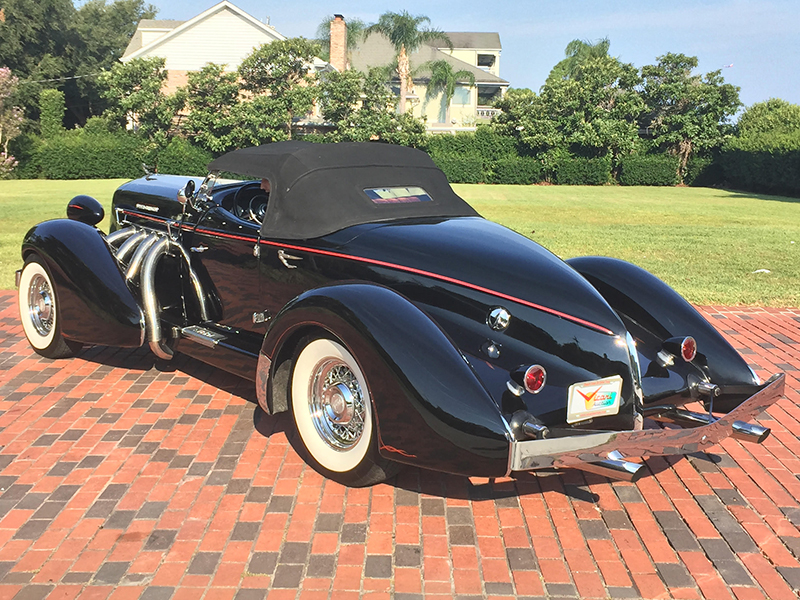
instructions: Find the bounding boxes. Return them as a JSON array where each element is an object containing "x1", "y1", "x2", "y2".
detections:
[{"x1": 0, "y1": 288, "x2": 799, "y2": 599}]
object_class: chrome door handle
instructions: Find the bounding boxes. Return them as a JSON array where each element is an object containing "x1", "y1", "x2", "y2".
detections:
[
  {"x1": 190, "y1": 245, "x2": 208, "y2": 253},
  {"x1": 278, "y1": 248, "x2": 302, "y2": 269}
]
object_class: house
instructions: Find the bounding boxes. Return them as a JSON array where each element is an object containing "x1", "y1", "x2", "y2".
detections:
[
  {"x1": 122, "y1": 1, "x2": 327, "y2": 94},
  {"x1": 345, "y1": 24, "x2": 509, "y2": 132}
]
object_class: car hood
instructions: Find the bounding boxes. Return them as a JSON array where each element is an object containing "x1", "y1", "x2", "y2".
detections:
[{"x1": 337, "y1": 217, "x2": 626, "y2": 337}]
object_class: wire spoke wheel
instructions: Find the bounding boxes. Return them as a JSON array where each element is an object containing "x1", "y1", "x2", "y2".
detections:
[
  {"x1": 18, "y1": 255, "x2": 78, "y2": 359},
  {"x1": 289, "y1": 335, "x2": 396, "y2": 486}
]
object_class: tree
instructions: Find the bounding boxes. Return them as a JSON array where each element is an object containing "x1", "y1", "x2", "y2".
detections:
[
  {"x1": 364, "y1": 11, "x2": 450, "y2": 114},
  {"x1": 98, "y1": 56, "x2": 181, "y2": 143},
  {"x1": 0, "y1": 67, "x2": 23, "y2": 177},
  {"x1": 318, "y1": 68, "x2": 426, "y2": 146},
  {"x1": 0, "y1": 0, "x2": 156, "y2": 126},
  {"x1": 39, "y1": 88, "x2": 65, "y2": 138},
  {"x1": 238, "y1": 38, "x2": 321, "y2": 139},
  {"x1": 315, "y1": 15, "x2": 366, "y2": 63},
  {"x1": 640, "y1": 53, "x2": 740, "y2": 175},
  {"x1": 181, "y1": 63, "x2": 241, "y2": 153},
  {"x1": 422, "y1": 60, "x2": 475, "y2": 123},
  {"x1": 737, "y1": 98, "x2": 800, "y2": 137},
  {"x1": 546, "y1": 38, "x2": 611, "y2": 85}
]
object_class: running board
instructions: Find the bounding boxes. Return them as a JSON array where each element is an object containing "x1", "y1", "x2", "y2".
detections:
[{"x1": 180, "y1": 325, "x2": 227, "y2": 348}]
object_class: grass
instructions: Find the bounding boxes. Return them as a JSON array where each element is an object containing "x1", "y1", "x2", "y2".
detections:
[
  {"x1": 0, "y1": 180, "x2": 124, "y2": 291},
  {"x1": 1, "y1": 180, "x2": 798, "y2": 306}
]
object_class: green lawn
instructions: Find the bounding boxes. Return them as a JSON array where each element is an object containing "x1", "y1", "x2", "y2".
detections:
[{"x1": 2, "y1": 180, "x2": 799, "y2": 307}]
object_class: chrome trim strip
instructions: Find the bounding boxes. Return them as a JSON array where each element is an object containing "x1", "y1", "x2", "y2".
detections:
[
  {"x1": 509, "y1": 374, "x2": 784, "y2": 472},
  {"x1": 256, "y1": 352, "x2": 272, "y2": 414}
]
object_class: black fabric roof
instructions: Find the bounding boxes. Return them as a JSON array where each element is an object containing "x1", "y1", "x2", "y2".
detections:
[{"x1": 208, "y1": 141, "x2": 480, "y2": 240}]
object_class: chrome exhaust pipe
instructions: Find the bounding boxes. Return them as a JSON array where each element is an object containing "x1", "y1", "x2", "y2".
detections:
[
  {"x1": 125, "y1": 233, "x2": 159, "y2": 282},
  {"x1": 105, "y1": 226, "x2": 137, "y2": 247},
  {"x1": 171, "y1": 242, "x2": 210, "y2": 322},
  {"x1": 572, "y1": 451, "x2": 646, "y2": 483},
  {"x1": 731, "y1": 420, "x2": 770, "y2": 444},
  {"x1": 646, "y1": 406, "x2": 770, "y2": 445},
  {"x1": 116, "y1": 230, "x2": 148, "y2": 264},
  {"x1": 140, "y1": 236, "x2": 173, "y2": 360}
]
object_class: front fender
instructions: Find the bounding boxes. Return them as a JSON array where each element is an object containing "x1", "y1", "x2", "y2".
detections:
[
  {"x1": 567, "y1": 256, "x2": 759, "y2": 392},
  {"x1": 22, "y1": 220, "x2": 144, "y2": 347},
  {"x1": 260, "y1": 283, "x2": 511, "y2": 477}
]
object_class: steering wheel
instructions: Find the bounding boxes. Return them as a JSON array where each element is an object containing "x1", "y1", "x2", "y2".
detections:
[
  {"x1": 249, "y1": 194, "x2": 269, "y2": 223},
  {"x1": 232, "y1": 182, "x2": 262, "y2": 221}
]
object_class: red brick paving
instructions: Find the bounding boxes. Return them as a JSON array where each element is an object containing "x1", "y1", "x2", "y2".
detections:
[{"x1": 0, "y1": 289, "x2": 799, "y2": 599}]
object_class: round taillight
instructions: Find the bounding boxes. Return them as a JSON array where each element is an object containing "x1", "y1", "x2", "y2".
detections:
[
  {"x1": 524, "y1": 365, "x2": 546, "y2": 394},
  {"x1": 681, "y1": 337, "x2": 697, "y2": 362}
]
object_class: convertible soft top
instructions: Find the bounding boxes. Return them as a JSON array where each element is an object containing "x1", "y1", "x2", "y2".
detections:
[{"x1": 208, "y1": 141, "x2": 479, "y2": 239}]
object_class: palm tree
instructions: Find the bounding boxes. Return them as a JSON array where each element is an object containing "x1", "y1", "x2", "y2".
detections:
[
  {"x1": 546, "y1": 38, "x2": 611, "y2": 85},
  {"x1": 423, "y1": 60, "x2": 476, "y2": 124},
  {"x1": 315, "y1": 15, "x2": 367, "y2": 64},
  {"x1": 365, "y1": 11, "x2": 450, "y2": 114}
]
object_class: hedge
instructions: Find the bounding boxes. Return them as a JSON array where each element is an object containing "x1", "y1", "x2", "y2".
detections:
[
  {"x1": 432, "y1": 155, "x2": 486, "y2": 184},
  {"x1": 619, "y1": 155, "x2": 679, "y2": 186},
  {"x1": 554, "y1": 156, "x2": 611, "y2": 185},
  {"x1": 684, "y1": 156, "x2": 723, "y2": 187},
  {"x1": 720, "y1": 132, "x2": 800, "y2": 196},
  {"x1": 426, "y1": 127, "x2": 516, "y2": 164},
  {"x1": 489, "y1": 156, "x2": 544, "y2": 184},
  {"x1": 34, "y1": 132, "x2": 154, "y2": 179},
  {"x1": 157, "y1": 138, "x2": 213, "y2": 176}
]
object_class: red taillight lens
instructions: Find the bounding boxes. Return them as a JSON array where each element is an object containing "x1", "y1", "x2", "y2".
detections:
[
  {"x1": 524, "y1": 365, "x2": 546, "y2": 394},
  {"x1": 681, "y1": 337, "x2": 697, "y2": 362}
]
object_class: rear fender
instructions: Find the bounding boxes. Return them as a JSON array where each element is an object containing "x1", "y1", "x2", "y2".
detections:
[
  {"x1": 567, "y1": 257, "x2": 759, "y2": 390},
  {"x1": 260, "y1": 283, "x2": 510, "y2": 477},
  {"x1": 22, "y1": 220, "x2": 144, "y2": 347}
]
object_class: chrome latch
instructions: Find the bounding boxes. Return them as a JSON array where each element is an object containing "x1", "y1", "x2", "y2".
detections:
[
  {"x1": 278, "y1": 248, "x2": 302, "y2": 269},
  {"x1": 252, "y1": 310, "x2": 271, "y2": 324}
]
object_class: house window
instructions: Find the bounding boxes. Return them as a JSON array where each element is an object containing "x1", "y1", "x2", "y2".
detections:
[
  {"x1": 478, "y1": 86, "x2": 501, "y2": 106},
  {"x1": 477, "y1": 54, "x2": 495, "y2": 68},
  {"x1": 452, "y1": 85, "x2": 471, "y2": 105}
]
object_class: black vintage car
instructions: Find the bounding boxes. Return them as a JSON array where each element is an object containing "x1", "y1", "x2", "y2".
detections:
[{"x1": 17, "y1": 141, "x2": 784, "y2": 486}]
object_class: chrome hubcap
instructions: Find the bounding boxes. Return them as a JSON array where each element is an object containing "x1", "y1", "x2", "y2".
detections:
[
  {"x1": 28, "y1": 274, "x2": 54, "y2": 337},
  {"x1": 309, "y1": 359, "x2": 366, "y2": 450}
]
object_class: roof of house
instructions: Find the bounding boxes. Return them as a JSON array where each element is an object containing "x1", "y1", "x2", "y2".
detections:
[
  {"x1": 350, "y1": 33, "x2": 508, "y2": 86},
  {"x1": 428, "y1": 32, "x2": 502, "y2": 50},
  {"x1": 122, "y1": 1, "x2": 285, "y2": 62}
]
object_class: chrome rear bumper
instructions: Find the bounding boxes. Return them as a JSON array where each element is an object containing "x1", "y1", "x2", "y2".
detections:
[{"x1": 510, "y1": 373, "x2": 784, "y2": 476}]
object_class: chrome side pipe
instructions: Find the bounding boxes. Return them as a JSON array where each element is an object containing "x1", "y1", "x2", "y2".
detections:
[
  {"x1": 116, "y1": 230, "x2": 148, "y2": 264},
  {"x1": 171, "y1": 242, "x2": 210, "y2": 322},
  {"x1": 105, "y1": 226, "x2": 138, "y2": 247},
  {"x1": 125, "y1": 233, "x2": 159, "y2": 282},
  {"x1": 140, "y1": 236, "x2": 174, "y2": 360}
]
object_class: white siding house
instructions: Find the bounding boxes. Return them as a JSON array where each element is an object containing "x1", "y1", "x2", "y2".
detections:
[{"x1": 122, "y1": 1, "x2": 288, "y2": 93}]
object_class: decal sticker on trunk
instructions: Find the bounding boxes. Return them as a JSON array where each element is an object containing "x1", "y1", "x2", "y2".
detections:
[{"x1": 567, "y1": 375, "x2": 623, "y2": 424}]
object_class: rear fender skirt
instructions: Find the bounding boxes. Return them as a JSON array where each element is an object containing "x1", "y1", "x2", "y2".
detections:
[
  {"x1": 261, "y1": 283, "x2": 511, "y2": 477},
  {"x1": 567, "y1": 257, "x2": 759, "y2": 389},
  {"x1": 21, "y1": 220, "x2": 144, "y2": 347}
]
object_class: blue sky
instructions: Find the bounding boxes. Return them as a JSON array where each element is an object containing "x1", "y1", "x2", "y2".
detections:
[{"x1": 141, "y1": 0, "x2": 800, "y2": 109}]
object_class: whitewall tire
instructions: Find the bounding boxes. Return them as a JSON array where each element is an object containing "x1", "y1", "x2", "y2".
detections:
[
  {"x1": 290, "y1": 336, "x2": 396, "y2": 486},
  {"x1": 18, "y1": 255, "x2": 79, "y2": 359}
]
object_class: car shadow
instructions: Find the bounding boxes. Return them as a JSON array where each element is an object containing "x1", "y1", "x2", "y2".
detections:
[{"x1": 74, "y1": 343, "x2": 258, "y2": 404}]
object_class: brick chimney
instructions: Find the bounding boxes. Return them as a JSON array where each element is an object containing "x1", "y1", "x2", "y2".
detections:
[{"x1": 329, "y1": 14, "x2": 347, "y2": 72}]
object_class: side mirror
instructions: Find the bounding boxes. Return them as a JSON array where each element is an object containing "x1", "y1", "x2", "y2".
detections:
[
  {"x1": 178, "y1": 180, "x2": 196, "y2": 206},
  {"x1": 66, "y1": 195, "x2": 105, "y2": 226}
]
